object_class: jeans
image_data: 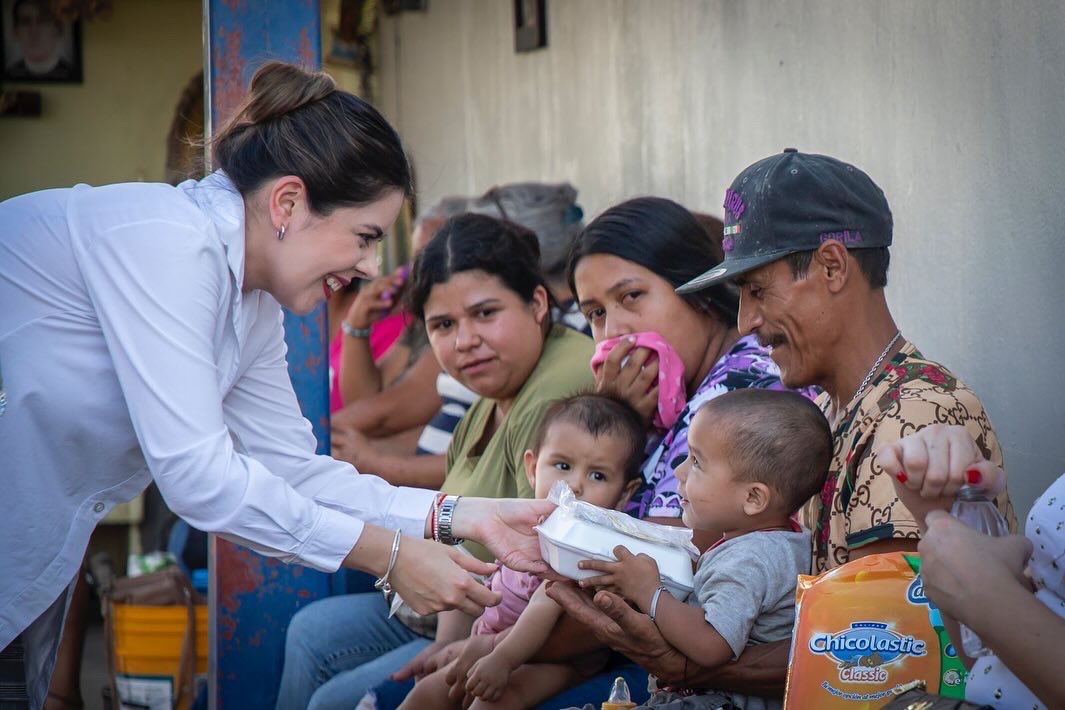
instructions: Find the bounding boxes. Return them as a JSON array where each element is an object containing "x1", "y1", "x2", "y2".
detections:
[
  {"x1": 275, "y1": 593, "x2": 430, "y2": 710},
  {"x1": 367, "y1": 660, "x2": 650, "y2": 709}
]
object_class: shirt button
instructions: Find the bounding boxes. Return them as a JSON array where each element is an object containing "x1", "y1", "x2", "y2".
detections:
[{"x1": 93, "y1": 502, "x2": 105, "y2": 513}]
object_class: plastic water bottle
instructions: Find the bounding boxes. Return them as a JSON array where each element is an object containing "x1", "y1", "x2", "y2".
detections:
[{"x1": 950, "y1": 485, "x2": 1009, "y2": 657}]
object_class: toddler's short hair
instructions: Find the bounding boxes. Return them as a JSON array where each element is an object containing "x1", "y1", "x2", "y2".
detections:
[
  {"x1": 532, "y1": 392, "x2": 646, "y2": 482},
  {"x1": 698, "y1": 389, "x2": 832, "y2": 514}
]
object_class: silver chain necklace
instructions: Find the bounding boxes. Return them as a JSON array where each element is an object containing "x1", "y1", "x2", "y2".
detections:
[{"x1": 854, "y1": 330, "x2": 902, "y2": 401}]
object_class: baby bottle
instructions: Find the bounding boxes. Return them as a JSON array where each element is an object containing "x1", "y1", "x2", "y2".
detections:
[
  {"x1": 950, "y1": 485, "x2": 1010, "y2": 657},
  {"x1": 602, "y1": 676, "x2": 636, "y2": 710}
]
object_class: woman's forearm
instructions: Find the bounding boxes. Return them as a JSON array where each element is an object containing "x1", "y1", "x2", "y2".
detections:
[
  {"x1": 339, "y1": 331, "x2": 383, "y2": 403},
  {"x1": 335, "y1": 350, "x2": 441, "y2": 437},
  {"x1": 965, "y1": 582, "x2": 1065, "y2": 708},
  {"x1": 364, "y1": 452, "x2": 447, "y2": 489},
  {"x1": 341, "y1": 523, "x2": 392, "y2": 575},
  {"x1": 938, "y1": 614, "x2": 974, "y2": 670}
]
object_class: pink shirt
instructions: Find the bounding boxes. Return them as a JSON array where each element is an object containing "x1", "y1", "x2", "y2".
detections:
[
  {"x1": 329, "y1": 312, "x2": 414, "y2": 413},
  {"x1": 472, "y1": 566, "x2": 542, "y2": 636}
]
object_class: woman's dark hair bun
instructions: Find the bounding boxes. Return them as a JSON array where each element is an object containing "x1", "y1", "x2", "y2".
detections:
[
  {"x1": 240, "y1": 61, "x2": 336, "y2": 123},
  {"x1": 211, "y1": 62, "x2": 411, "y2": 214}
]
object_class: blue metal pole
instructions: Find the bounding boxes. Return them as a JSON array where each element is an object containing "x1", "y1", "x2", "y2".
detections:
[{"x1": 203, "y1": 3, "x2": 333, "y2": 708}]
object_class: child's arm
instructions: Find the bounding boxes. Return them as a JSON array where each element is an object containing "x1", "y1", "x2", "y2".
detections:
[
  {"x1": 464, "y1": 585, "x2": 563, "y2": 701},
  {"x1": 579, "y1": 545, "x2": 736, "y2": 669},
  {"x1": 645, "y1": 591, "x2": 734, "y2": 669},
  {"x1": 486, "y1": 584, "x2": 562, "y2": 668}
]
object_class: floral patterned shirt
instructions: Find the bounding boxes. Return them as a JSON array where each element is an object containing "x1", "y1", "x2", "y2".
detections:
[
  {"x1": 801, "y1": 340, "x2": 1016, "y2": 573},
  {"x1": 626, "y1": 334, "x2": 818, "y2": 519}
]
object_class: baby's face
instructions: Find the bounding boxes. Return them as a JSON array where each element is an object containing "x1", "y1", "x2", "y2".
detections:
[
  {"x1": 675, "y1": 409, "x2": 751, "y2": 532},
  {"x1": 529, "y1": 423, "x2": 636, "y2": 510}
]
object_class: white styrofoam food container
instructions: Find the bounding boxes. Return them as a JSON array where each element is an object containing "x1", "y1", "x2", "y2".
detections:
[{"x1": 536, "y1": 510, "x2": 695, "y2": 600}]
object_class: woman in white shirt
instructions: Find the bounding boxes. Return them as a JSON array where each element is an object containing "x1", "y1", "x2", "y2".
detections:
[{"x1": 0, "y1": 61, "x2": 551, "y2": 707}]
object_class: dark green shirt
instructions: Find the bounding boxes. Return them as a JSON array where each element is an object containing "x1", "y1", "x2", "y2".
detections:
[{"x1": 444, "y1": 325, "x2": 594, "y2": 560}]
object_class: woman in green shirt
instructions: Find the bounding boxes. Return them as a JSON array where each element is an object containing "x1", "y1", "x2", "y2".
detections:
[
  {"x1": 414, "y1": 214, "x2": 594, "y2": 548},
  {"x1": 278, "y1": 213, "x2": 594, "y2": 708}
]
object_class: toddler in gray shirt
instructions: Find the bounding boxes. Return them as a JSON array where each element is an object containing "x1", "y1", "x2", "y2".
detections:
[{"x1": 579, "y1": 389, "x2": 832, "y2": 709}]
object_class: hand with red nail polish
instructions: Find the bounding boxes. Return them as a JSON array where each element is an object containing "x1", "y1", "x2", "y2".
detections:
[{"x1": 877, "y1": 424, "x2": 1008, "y2": 533}]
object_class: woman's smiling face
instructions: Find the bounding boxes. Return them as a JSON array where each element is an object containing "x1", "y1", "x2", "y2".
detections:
[{"x1": 268, "y1": 187, "x2": 404, "y2": 314}]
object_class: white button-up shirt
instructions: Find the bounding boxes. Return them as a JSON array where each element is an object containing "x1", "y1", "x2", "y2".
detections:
[{"x1": 0, "y1": 172, "x2": 436, "y2": 648}]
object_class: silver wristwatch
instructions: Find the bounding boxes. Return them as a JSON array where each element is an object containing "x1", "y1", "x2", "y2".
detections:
[{"x1": 436, "y1": 495, "x2": 464, "y2": 546}]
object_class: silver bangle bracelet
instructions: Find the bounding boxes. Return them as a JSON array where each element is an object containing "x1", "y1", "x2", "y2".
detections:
[
  {"x1": 341, "y1": 321, "x2": 372, "y2": 339},
  {"x1": 373, "y1": 529, "x2": 402, "y2": 595},
  {"x1": 648, "y1": 585, "x2": 668, "y2": 622},
  {"x1": 436, "y1": 495, "x2": 464, "y2": 546}
]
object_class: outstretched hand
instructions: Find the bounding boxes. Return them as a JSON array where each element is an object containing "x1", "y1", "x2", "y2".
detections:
[{"x1": 453, "y1": 497, "x2": 557, "y2": 574}]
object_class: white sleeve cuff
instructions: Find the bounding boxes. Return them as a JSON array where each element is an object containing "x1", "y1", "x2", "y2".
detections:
[
  {"x1": 296, "y1": 487, "x2": 436, "y2": 572},
  {"x1": 294, "y1": 506, "x2": 366, "y2": 572},
  {"x1": 385, "y1": 487, "x2": 438, "y2": 539}
]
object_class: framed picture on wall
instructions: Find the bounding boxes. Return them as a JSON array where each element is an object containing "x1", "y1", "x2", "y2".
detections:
[
  {"x1": 514, "y1": 0, "x2": 546, "y2": 53},
  {"x1": 1, "y1": 0, "x2": 83, "y2": 83}
]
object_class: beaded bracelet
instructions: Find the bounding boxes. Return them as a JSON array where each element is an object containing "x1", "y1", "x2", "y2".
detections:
[{"x1": 430, "y1": 492, "x2": 447, "y2": 542}]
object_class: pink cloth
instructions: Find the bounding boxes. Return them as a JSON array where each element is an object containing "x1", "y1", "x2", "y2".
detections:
[
  {"x1": 472, "y1": 566, "x2": 542, "y2": 636},
  {"x1": 590, "y1": 332, "x2": 687, "y2": 431},
  {"x1": 328, "y1": 311, "x2": 414, "y2": 413}
]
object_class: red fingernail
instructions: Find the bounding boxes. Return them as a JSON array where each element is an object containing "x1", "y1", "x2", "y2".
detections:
[
  {"x1": 895, "y1": 471, "x2": 908, "y2": 483},
  {"x1": 966, "y1": 468, "x2": 982, "y2": 485}
]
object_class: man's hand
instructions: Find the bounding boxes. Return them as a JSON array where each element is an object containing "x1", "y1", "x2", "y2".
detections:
[
  {"x1": 544, "y1": 581, "x2": 688, "y2": 684},
  {"x1": 577, "y1": 545, "x2": 663, "y2": 611},
  {"x1": 465, "y1": 652, "x2": 511, "y2": 702},
  {"x1": 546, "y1": 581, "x2": 791, "y2": 696}
]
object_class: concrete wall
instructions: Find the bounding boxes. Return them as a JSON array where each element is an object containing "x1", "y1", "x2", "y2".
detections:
[
  {"x1": 0, "y1": 0, "x2": 201, "y2": 198},
  {"x1": 379, "y1": 0, "x2": 1065, "y2": 518}
]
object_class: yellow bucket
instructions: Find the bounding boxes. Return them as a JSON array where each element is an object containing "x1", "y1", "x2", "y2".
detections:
[{"x1": 111, "y1": 604, "x2": 208, "y2": 709}]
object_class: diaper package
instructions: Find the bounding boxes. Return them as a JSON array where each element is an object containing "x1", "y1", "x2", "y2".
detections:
[{"x1": 784, "y1": 552, "x2": 967, "y2": 709}]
